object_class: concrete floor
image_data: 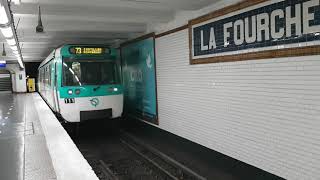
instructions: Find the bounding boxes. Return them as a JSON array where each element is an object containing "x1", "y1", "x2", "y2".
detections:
[{"x1": 0, "y1": 92, "x2": 56, "y2": 180}]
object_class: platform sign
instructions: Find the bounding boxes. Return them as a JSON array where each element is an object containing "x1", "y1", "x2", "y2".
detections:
[
  {"x1": 0, "y1": 60, "x2": 6, "y2": 68},
  {"x1": 190, "y1": 0, "x2": 320, "y2": 64},
  {"x1": 121, "y1": 34, "x2": 158, "y2": 124}
]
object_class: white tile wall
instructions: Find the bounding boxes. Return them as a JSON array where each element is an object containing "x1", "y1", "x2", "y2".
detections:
[
  {"x1": 155, "y1": 29, "x2": 320, "y2": 180},
  {"x1": 5, "y1": 64, "x2": 27, "y2": 93}
]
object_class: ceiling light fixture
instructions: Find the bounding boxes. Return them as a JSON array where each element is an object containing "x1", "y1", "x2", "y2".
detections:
[
  {"x1": 10, "y1": 45, "x2": 18, "y2": 51},
  {"x1": 2, "y1": 43, "x2": 6, "y2": 56},
  {"x1": 17, "y1": 56, "x2": 23, "y2": 68},
  {"x1": 36, "y1": 6, "x2": 44, "y2": 33},
  {"x1": 0, "y1": 26, "x2": 13, "y2": 38},
  {"x1": 12, "y1": 0, "x2": 21, "y2": 5},
  {"x1": 0, "y1": 4, "x2": 9, "y2": 24},
  {"x1": 6, "y1": 38, "x2": 16, "y2": 46},
  {"x1": 0, "y1": 0, "x2": 24, "y2": 69}
]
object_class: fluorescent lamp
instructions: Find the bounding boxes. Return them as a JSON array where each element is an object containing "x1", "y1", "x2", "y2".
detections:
[
  {"x1": 12, "y1": 0, "x2": 21, "y2": 5},
  {"x1": 6, "y1": 38, "x2": 16, "y2": 46},
  {"x1": 12, "y1": 50, "x2": 19, "y2": 54},
  {"x1": 10, "y1": 45, "x2": 18, "y2": 51},
  {"x1": 18, "y1": 62, "x2": 24, "y2": 69},
  {"x1": 0, "y1": 5, "x2": 9, "y2": 25},
  {"x1": 0, "y1": 60, "x2": 6, "y2": 64},
  {"x1": 0, "y1": 26, "x2": 13, "y2": 38},
  {"x1": 17, "y1": 56, "x2": 24, "y2": 69}
]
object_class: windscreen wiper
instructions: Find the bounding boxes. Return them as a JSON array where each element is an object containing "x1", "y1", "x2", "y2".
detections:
[{"x1": 93, "y1": 86, "x2": 101, "y2": 91}]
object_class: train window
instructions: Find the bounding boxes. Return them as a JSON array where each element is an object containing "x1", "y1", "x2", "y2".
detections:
[
  {"x1": 42, "y1": 68, "x2": 45, "y2": 87},
  {"x1": 48, "y1": 64, "x2": 52, "y2": 86},
  {"x1": 62, "y1": 59, "x2": 120, "y2": 86},
  {"x1": 45, "y1": 66, "x2": 48, "y2": 86}
]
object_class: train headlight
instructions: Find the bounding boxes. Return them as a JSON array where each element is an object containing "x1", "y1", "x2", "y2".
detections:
[
  {"x1": 67, "y1": 89, "x2": 73, "y2": 95},
  {"x1": 108, "y1": 87, "x2": 119, "y2": 92},
  {"x1": 75, "y1": 89, "x2": 81, "y2": 95}
]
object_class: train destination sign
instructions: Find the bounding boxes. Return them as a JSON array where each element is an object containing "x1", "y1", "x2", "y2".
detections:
[
  {"x1": 190, "y1": 0, "x2": 320, "y2": 64},
  {"x1": 69, "y1": 47, "x2": 110, "y2": 55}
]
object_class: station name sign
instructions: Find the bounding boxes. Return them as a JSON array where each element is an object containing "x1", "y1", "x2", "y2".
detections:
[
  {"x1": 189, "y1": 0, "x2": 320, "y2": 64},
  {"x1": 0, "y1": 60, "x2": 6, "y2": 68},
  {"x1": 69, "y1": 47, "x2": 110, "y2": 55}
]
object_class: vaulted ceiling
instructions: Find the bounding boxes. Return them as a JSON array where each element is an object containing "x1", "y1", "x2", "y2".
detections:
[{"x1": 1, "y1": 0, "x2": 216, "y2": 63}]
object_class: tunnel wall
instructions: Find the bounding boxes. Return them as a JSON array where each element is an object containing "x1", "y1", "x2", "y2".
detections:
[{"x1": 147, "y1": 0, "x2": 320, "y2": 179}]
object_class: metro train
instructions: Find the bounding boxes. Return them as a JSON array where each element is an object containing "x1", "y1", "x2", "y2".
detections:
[{"x1": 38, "y1": 45, "x2": 123, "y2": 123}]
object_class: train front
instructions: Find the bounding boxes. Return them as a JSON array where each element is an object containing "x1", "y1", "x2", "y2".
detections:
[{"x1": 58, "y1": 45, "x2": 123, "y2": 123}]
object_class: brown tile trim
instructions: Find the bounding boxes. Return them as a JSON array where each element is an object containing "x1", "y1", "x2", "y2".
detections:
[
  {"x1": 188, "y1": 24, "x2": 193, "y2": 65},
  {"x1": 155, "y1": 24, "x2": 188, "y2": 38},
  {"x1": 120, "y1": 33, "x2": 155, "y2": 47},
  {"x1": 189, "y1": 0, "x2": 268, "y2": 25},
  {"x1": 190, "y1": 46, "x2": 320, "y2": 65}
]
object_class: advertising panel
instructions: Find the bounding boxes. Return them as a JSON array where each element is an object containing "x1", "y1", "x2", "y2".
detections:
[{"x1": 121, "y1": 34, "x2": 158, "y2": 124}]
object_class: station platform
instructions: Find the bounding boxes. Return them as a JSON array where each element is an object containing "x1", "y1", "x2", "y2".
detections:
[{"x1": 0, "y1": 92, "x2": 98, "y2": 180}]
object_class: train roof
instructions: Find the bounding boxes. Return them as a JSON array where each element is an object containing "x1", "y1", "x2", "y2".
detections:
[{"x1": 38, "y1": 46, "x2": 62, "y2": 69}]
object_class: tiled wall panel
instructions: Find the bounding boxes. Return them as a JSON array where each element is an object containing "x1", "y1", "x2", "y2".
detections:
[{"x1": 155, "y1": 29, "x2": 320, "y2": 180}]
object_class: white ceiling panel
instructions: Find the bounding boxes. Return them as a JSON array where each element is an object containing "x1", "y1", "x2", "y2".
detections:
[{"x1": 0, "y1": 0, "x2": 217, "y2": 63}]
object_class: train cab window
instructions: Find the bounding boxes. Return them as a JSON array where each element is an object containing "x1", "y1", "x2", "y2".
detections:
[{"x1": 62, "y1": 59, "x2": 120, "y2": 86}]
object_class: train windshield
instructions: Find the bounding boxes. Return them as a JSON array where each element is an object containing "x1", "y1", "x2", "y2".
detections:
[{"x1": 62, "y1": 59, "x2": 120, "y2": 86}]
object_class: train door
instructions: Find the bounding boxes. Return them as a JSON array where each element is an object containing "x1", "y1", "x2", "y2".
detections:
[
  {"x1": 52, "y1": 62, "x2": 60, "y2": 113},
  {"x1": 37, "y1": 70, "x2": 41, "y2": 92}
]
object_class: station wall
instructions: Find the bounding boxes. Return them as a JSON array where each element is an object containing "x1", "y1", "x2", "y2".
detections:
[
  {"x1": 6, "y1": 64, "x2": 27, "y2": 93},
  {"x1": 146, "y1": 0, "x2": 320, "y2": 179}
]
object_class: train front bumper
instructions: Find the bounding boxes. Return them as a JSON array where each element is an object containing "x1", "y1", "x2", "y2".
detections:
[
  {"x1": 80, "y1": 109, "x2": 112, "y2": 121},
  {"x1": 59, "y1": 94, "x2": 123, "y2": 122}
]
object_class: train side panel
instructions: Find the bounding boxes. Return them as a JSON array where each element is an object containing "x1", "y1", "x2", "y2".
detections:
[
  {"x1": 38, "y1": 59, "x2": 57, "y2": 112},
  {"x1": 52, "y1": 58, "x2": 62, "y2": 114}
]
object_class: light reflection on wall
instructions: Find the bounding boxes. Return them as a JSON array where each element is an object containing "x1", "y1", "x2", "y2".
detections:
[{"x1": 63, "y1": 62, "x2": 82, "y2": 86}]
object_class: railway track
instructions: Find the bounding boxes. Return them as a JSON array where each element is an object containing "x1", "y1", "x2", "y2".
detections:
[
  {"x1": 76, "y1": 130, "x2": 207, "y2": 180},
  {"x1": 99, "y1": 160, "x2": 119, "y2": 180}
]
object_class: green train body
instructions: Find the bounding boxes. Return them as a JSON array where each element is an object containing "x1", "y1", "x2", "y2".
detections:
[{"x1": 38, "y1": 45, "x2": 123, "y2": 122}]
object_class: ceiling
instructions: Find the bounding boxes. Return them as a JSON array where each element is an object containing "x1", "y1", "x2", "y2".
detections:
[{"x1": 0, "y1": 0, "x2": 215, "y2": 63}]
